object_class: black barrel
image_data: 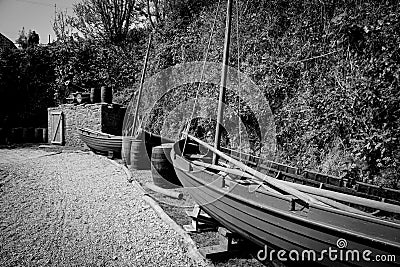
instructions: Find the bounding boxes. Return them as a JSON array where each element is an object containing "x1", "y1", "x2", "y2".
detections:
[
  {"x1": 0, "y1": 128, "x2": 5, "y2": 144},
  {"x1": 22, "y1": 127, "x2": 34, "y2": 143},
  {"x1": 90, "y1": 87, "x2": 101, "y2": 103},
  {"x1": 43, "y1": 128, "x2": 48, "y2": 143},
  {"x1": 122, "y1": 137, "x2": 133, "y2": 165},
  {"x1": 151, "y1": 143, "x2": 182, "y2": 189},
  {"x1": 34, "y1": 128, "x2": 47, "y2": 143},
  {"x1": 11, "y1": 127, "x2": 23, "y2": 143},
  {"x1": 130, "y1": 139, "x2": 151, "y2": 170},
  {"x1": 100, "y1": 86, "x2": 112, "y2": 103}
]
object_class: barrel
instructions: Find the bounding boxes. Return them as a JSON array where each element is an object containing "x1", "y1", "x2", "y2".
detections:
[
  {"x1": 0, "y1": 128, "x2": 4, "y2": 144},
  {"x1": 151, "y1": 143, "x2": 182, "y2": 189},
  {"x1": 90, "y1": 87, "x2": 101, "y2": 103},
  {"x1": 76, "y1": 93, "x2": 90, "y2": 104},
  {"x1": 42, "y1": 128, "x2": 48, "y2": 143},
  {"x1": 122, "y1": 137, "x2": 133, "y2": 165},
  {"x1": 34, "y1": 128, "x2": 43, "y2": 143},
  {"x1": 100, "y1": 86, "x2": 112, "y2": 104},
  {"x1": 130, "y1": 139, "x2": 151, "y2": 170},
  {"x1": 34, "y1": 128, "x2": 47, "y2": 143},
  {"x1": 11, "y1": 127, "x2": 23, "y2": 143},
  {"x1": 22, "y1": 127, "x2": 34, "y2": 143}
]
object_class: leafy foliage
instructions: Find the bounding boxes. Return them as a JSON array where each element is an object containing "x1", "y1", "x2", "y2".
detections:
[
  {"x1": 142, "y1": 0, "x2": 400, "y2": 187},
  {"x1": 1, "y1": 0, "x2": 398, "y2": 188},
  {"x1": 0, "y1": 46, "x2": 56, "y2": 127},
  {"x1": 236, "y1": 0, "x2": 400, "y2": 187},
  {"x1": 71, "y1": 0, "x2": 138, "y2": 45},
  {"x1": 50, "y1": 34, "x2": 146, "y2": 105}
]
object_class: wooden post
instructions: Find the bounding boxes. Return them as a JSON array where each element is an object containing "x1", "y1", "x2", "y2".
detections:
[
  {"x1": 132, "y1": 33, "x2": 152, "y2": 136},
  {"x1": 213, "y1": 0, "x2": 233, "y2": 165}
]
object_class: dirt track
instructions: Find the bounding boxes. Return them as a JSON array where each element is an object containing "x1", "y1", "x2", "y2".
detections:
[{"x1": 0, "y1": 148, "x2": 201, "y2": 266}]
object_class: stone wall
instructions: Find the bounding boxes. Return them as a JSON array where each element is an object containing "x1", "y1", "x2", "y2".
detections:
[{"x1": 48, "y1": 103, "x2": 126, "y2": 147}]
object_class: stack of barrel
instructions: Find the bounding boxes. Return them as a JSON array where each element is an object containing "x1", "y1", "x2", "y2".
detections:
[
  {"x1": 123, "y1": 136, "x2": 151, "y2": 170},
  {"x1": 0, "y1": 127, "x2": 47, "y2": 144},
  {"x1": 90, "y1": 86, "x2": 112, "y2": 104},
  {"x1": 122, "y1": 133, "x2": 151, "y2": 171},
  {"x1": 150, "y1": 143, "x2": 181, "y2": 189},
  {"x1": 122, "y1": 132, "x2": 181, "y2": 189}
]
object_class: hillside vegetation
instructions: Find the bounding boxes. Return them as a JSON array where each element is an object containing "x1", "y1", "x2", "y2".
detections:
[
  {"x1": 0, "y1": 0, "x2": 398, "y2": 187},
  {"x1": 145, "y1": 0, "x2": 400, "y2": 187}
]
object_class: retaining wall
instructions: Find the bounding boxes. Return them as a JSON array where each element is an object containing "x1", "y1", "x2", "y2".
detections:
[{"x1": 48, "y1": 103, "x2": 126, "y2": 147}]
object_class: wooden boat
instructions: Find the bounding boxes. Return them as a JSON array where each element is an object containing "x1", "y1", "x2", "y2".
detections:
[
  {"x1": 172, "y1": 137, "x2": 400, "y2": 266},
  {"x1": 170, "y1": 0, "x2": 400, "y2": 265},
  {"x1": 78, "y1": 127, "x2": 123, "y2": 156},
  {"x1": 221, "y1": 147, "x2": 400, "y2": 206},
  {"x1": 78, "y1": 127, "x2": 174, "y2": 157}
]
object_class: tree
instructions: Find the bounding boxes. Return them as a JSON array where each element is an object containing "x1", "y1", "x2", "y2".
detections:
[
  {"x1": 28, "y1": 30, "x2": 39, "y2": 46},
  {"x1": 16, "y1": 27, "x2": 28, "y2": 49},
  {"x1": 138, "y1": 0, "x2": 214, "y2": 30},
  {"x1": 53, "y1": 8, "x2": 75, "y2": 41},
  {"x1": 71, "y1": 0, "x2": 137, "y2": 45},
  {"x1": 15, "y1": 28, "x2": 39, "y2": 48}
]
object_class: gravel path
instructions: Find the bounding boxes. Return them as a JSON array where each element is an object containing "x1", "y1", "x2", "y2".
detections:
[{"x1": 0, "y1": 148, "x2": 202, "y2": 266}]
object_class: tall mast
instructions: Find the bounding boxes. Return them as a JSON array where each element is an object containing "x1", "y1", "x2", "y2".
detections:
[
  {"x1": 213, "y1": 0, "x2": 233, "y2": 165},
  {"x1": 132, "y1": 33, "x2": 152, "y2": 136}
]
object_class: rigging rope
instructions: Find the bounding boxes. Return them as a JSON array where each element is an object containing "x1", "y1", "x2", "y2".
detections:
[
  {"x1": 236, "y1": 0, "x2": 242, "y2": 160},
  {"x1": 182, "y1": 0, "x2": 222, "y2": 154}
]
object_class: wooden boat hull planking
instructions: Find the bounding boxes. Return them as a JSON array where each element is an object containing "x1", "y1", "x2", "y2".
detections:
[
  {"x1": 172, "y1": 143, "x2": 400, "y2": 267},
  {"x1": 78, "y1": 129, "x2": 122, "y2": 155}
]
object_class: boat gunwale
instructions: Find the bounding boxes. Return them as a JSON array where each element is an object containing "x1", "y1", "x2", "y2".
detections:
[
  {"x1": 172, "y1": 141, "x2": 400, "y2": 250},
  {"x1": 175, "y1": 141, "x2": 400, "y2": 222},
  {"x1": 78, "y1": 133, "x2": 123, "y2": 142},
  {"x1": 77, "y1": 127, "x2": 122, "y2": 139}
]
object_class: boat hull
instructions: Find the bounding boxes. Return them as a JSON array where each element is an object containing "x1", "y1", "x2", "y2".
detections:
[
  {"x1": 220, "y1": 147, "x2": 400, "y2": 206},
  {"x1": 172, "y1": 141, "x2": 400, "y2": 266},
  {"x1": 78, "y1": 128, "x2": 122, "y2": 156},
  {"x1": 78, "y1": 128, "x2": 175, "y2": 159}
]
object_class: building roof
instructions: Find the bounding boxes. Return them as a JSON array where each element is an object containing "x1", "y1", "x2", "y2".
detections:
[{"x1": 0, "y1": 33, "x2": 17, "y2": 51}]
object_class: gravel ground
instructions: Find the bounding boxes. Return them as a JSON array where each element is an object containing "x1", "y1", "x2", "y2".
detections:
[{"x1": 0, "y1": 148, "x2": 204, "y2": 267}]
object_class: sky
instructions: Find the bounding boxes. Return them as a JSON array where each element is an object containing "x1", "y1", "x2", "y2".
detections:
[{"x1": 0, "y1": 0, "x2": 79, "y2": 44}]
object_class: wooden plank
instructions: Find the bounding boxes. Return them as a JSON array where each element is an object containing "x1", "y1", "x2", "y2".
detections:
[
  {"x1": 199, "y1": 244, "x2": 233, "y2": 259},
  {"x1": 280, "y1": 180, "x2": 400, "y2": 214},
  {"x1": 52, "y1": 114, "x2": 60, "y2": 141},
  {"x1": 51, "y1": 111, "x2": 63, "y2": 145},
  {"x1": 190, "y1": 158, "x2": 400, "y2": 215},
  {"x1": 199, "y1": 227, "x2": 243, "y2": 259},
  {"x1": 183, "y1": 205, "x2": 219, "y2": 233},
  {"x1": 187, "y1": 134, "x2": 327, "y2": 207},
  {"x1": 145, "y1": 182, "x2": 183, "y2": 199},
  {"x1": 224, "y1": 146, "x2": 400, "y2": 205},
  {"x1": 183, "y1": 220, "x2": 217, "y2": 233}
]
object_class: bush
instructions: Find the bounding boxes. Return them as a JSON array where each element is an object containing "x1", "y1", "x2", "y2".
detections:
[
  {"x1": 0, "y1": 46, "x2": 56, "y2": 128},
  {"x1": 143, "y1": 0, "x2": 400, "y2": 188},
  {"x1": 49, "y1": 35, "x2": 146, "y2": 106}
]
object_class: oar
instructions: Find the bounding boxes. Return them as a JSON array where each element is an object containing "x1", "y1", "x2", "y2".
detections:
[
  {"x1": 187, "y1": 134, "x2": 327, "y2": 206},
  {"x1": 279, "y1": 180, "x2": 400, "y2": 214},
  {"x1": 218, "y1": 146, "x2": 400, "y2": 215},
  {"x1": 192, "y1": 160, "x2": 254, "y2": 179},
  {"x1": 191, "y1": 159, "x2": 373, "y2": 216}
]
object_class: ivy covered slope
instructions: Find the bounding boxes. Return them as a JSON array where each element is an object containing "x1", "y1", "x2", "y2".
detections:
[
  {"x1": 148, "y1": 0, "x2": 399, "y2": 187},
  {"x1": 0, "y1": 0, "x2": 398, "y2": 188}
]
